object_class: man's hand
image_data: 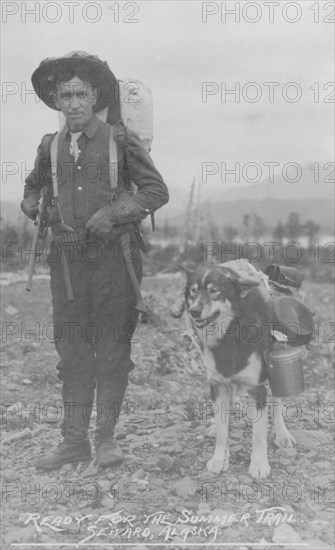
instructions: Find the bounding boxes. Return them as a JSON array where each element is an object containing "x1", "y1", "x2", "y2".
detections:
[
  {"x1": 85, "y1": 204, "x2": 114, "y2": 236},
  {"x1": 21, "y1": 198, "x2": 39, "y2": 220},
  {"x1": 85, "y1": 207, "x2": 133, "y2": 241}
]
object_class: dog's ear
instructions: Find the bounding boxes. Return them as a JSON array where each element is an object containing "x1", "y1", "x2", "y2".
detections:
[
  {"x1": 176, "y1": 263, "x2": 196, "y2": 282},
  {"x1": 236, "y1": 275, "x2": 260, "y2": 290},
  {"x1": 222, "y1": 267, "x2": 260, "y2": 296},
  {"x1": 171, "y1": 264, "x2": 195, "y2": 319}
]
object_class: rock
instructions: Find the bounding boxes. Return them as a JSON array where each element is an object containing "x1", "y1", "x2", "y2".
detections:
[
  {"x1": 82, "y1": 463, "x2": 99, "y2": 478},
  {"x1": 311, "y1": 519, "x2": 331, "y2": 532},
  {"x1": 257, "y1": 538, "x2": 270, "y2": 550},
  {"x1": 277, "y1": 447, "x2": 297, "y2": 457},
  {"x1": 209, "y1": 509, "x2": 238, "y2": 528},
  {"x1": 32, "y1": 425, "x2": 48, "y2": 437},
  {"x1": 315, "y1": 460, "x2": 333, "y2": 468},
  {"x1": 136, "y1": 479, "x2": 149, "y2": 491},
  {"x1": 131, "y1": 468, "x2": 146, "y2": 481},
  {"x1": 222, "y1": 527, "x2": 239, "y2": 539},
  {"x1": 301, "y1": 540, "x2": 333, "y2": 549},
  {"x1": 100, "y1": 493, "x2": 116, "y2": 509},
  {"x1": 60, "y1": 463, "x2": 73, "y2": 473},
  {"x1": 2, "y1": 469, "x2": 19, "y2": 481},
  {"x1": 161, "y1": 443, "x2": 183, "y2": 455},
  {"x1": 115, "y1": 501, "x2": 139, "y2": 515},
  {"x1": 4, "y1": 402, "x2": 23, "y2": 415},
  {"x1": 21, "y1": 341, "x2": 40, "y2": 354},
  {"x1": 22, "y1": 379, "x2": 32, "y2": 385},
  {"x1": 18, "y1": 512, "x2": 29, "y2": 525},
  {"x1": 64, "y1": 522, "x2": 81, "y2": 534},
  {"x1": 313, "y1": 475, "x2": 332, "y2": 486},
  {"x1": 129, "y1": 372, "x2": 147, "y2": 385},
  {"x1": 290, "y1": 429, "x2": 332, "y2": 447},
  {"x1": 6, "y1": 383, "x2": 20, "y2": 391},
  {"x1": 272, "y1": 523, "x2": 302, "y2": 543},
  {"x1": 157, "y1": 455, "x2": 175, "y2": 469},
  {"x1": 2, "y1": 427, "x2": 32, "y2": 444},
  {"x1": 42, "y1": 403, "x2": 62, "y2": 423},
  {"x1": 5, "y1": 525, "x2": 36, "y2": 543},
  {"x1": 5, "y1": 305, "x2": 18, "y2": 315},
  {"x1": 305, "y1": 450, "x2": 318, "y2": 458},
  {"x1": 172, "y1": 476, "x2": 197, "y2": 497},
  {"x1": 55, "y1": 505, "x2": 68, "y2": 512},
  {"x1": 197, "y1": 502, "x2": 211, "y2": 514},
  {"x1": 278, "y1": 457, "x2": 291, "y2": 466},
  {"x1": 97, "y1": 479, "x2": 111, "y2": 493},
  {"x1": 39, "y1": 534, "x2": 59, "y2": 543}
]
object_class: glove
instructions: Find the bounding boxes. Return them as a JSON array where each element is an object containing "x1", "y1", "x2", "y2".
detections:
[
  {"x1": 85, "y1": 191, "x2": 142, "y2": 235},
  {"x1": 21, "y1": 197, "x2": 39, "y2": 220},
  {"x1": 85, "y1": 204, "x2": 116, "y2": 236},
  {"x1": 85, "y1": 196, "x2": 140, "y2": 241},
  {"x1": 86, "y1": 218, "x2": 134, "y2": 241}
]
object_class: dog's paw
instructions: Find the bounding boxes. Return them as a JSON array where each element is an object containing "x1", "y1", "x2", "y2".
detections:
[
  {"x1": 206, "y1": 455, "x2": 229, "y2": 474},
  {"x1": 274, "y1": 428, "x2": 296, "y2": 448},
  {"x1": 249, "y1": 457, "x2": 271, "y2": 479}
]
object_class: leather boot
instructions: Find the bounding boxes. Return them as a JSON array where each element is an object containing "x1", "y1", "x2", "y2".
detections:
[
  {"x1": 95, "y1": 374, "x2": 128, "y2": 468},
  {"x1": 35, "y1": 376, "x2": 95, "y2": 471}
]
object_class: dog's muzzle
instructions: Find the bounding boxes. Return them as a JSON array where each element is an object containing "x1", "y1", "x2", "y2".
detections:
[{"x1": 191, "y1": 311, "x2": 221, "y2": 328}]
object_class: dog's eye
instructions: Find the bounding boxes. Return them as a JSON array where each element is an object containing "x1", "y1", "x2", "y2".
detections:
[
  {"x1": 207, "y1": 287, "x2": 221, "y2": 299},
  {"x1": 189, "y1": 286, "x2": 198, "y2": 297}
]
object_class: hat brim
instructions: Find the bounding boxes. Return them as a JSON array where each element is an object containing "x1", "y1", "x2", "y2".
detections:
[
  {"x1": 32, "y1": 55, "x2": 118, "y2": 112},
  {"x1": 271, "y1": 296, "x2": 314, "y2": 344}
]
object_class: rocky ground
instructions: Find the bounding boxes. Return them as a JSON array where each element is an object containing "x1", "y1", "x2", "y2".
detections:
[{"x1": 1, "y1": 269, "x2": 334, "y2": 549}]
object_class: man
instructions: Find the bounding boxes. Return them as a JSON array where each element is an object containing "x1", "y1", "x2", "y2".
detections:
[{"x1": 21, "y1": 52, "x2": 169, "y2": 471}]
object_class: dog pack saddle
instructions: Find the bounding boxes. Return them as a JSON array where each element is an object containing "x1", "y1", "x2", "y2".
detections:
[{"x1": 171, "y1": 259, "x2": 314, "y2": 345}]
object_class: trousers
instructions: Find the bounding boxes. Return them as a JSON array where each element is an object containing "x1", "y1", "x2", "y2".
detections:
[{"x1": 47, "y1": 238, "x2": 142, "y2": 382}]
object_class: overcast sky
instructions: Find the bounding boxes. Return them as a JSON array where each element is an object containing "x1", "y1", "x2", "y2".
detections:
[{"x1": 1, "y1": 0, "x2": 334, "y2": 218}]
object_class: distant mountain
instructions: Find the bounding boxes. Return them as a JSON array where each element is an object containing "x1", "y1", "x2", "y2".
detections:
[
  {"x1": 170, "y1": 198, "x2": 333, "y2": 232},
  {"x1": 168, "y1": 165, "x2": 334, "y2": 231},
  {"x1": 2, "y1": 164, "x2": 334, "y2": 233},
  {"x1": 215, "y1": 167, "x2": 334, "y2": 203}
]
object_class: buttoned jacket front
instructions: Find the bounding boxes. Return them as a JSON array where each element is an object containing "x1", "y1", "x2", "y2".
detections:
[{"x1": 24, "y1": 115, "x2": 169, "y2": 232}]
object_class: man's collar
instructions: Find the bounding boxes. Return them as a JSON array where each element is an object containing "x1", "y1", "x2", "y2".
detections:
[{"x1": 62, "y1": 114, "x2": 99, "y2": 139}]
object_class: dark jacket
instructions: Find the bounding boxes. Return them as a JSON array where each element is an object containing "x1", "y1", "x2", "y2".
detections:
[{"x1": 23, "y1": 115, "x2": 169, "y2": 231}]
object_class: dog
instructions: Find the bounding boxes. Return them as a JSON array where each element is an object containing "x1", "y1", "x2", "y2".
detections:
[{"x1": 182, "y1": 263, "x2": 297, "y2": 479}]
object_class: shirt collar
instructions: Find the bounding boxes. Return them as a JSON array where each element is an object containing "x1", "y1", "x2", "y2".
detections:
[{"x1": 62, "y1": 114, "x2": 99, "y2": 140}]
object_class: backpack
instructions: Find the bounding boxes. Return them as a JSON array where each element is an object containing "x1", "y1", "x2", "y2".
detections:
[{"x1": 58, "y1": 77, "x2": 153, "y2": 152}]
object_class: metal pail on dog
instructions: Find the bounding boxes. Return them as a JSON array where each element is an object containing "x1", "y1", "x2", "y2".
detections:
[{"x1": 266, "y1": 345, "x2": 305, "y2": 397}]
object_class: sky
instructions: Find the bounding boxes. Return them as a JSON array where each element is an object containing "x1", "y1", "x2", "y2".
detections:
[{"x1": 1, "y1": 0, "x2": 334, "y2": 220}]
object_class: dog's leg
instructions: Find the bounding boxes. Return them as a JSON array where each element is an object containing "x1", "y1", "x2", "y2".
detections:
[
  {"x1": 272, "y1": 396, "x2": 296, "y2": 448},
  {"x1": 249, "y1": 399, "x2": 271, "y2": 479},
  {"x1": 207, "y1": 383, "x2": 231, "y2": 474}
]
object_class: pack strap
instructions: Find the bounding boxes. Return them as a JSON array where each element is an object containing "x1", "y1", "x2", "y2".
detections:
[
  {"x1": 109, "y1": 126, "x2": 118, "y2": 192},
  {"x1": 49, "y1": 131, "x2": 74, "y2": 301},
  {"x1": 50, "y1": 132, "x2": 59, "y2": 197},
  {"x1": 109, "y1": 126, "x2": 145, "y2": 313}
]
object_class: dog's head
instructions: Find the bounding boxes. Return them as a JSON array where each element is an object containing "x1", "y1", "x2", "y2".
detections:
[{"x1": 183, "y1": 264, "x2": 260, "y2": 331}]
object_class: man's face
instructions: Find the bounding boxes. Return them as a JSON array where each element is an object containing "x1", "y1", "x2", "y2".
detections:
[{"x1": 55, "y1": 76, "x2": 97, "y2": 131}]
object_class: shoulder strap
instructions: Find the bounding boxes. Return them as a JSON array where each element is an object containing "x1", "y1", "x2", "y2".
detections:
[
  {"x1": 109, "y1": 126, "x2": 119, "y2": 193},
  {"x1": 50, "y1": 132, "x2": 59, "y2": 198},
  {"x1": 110, "y1": 123, "x2": 155, "y2": 231}
]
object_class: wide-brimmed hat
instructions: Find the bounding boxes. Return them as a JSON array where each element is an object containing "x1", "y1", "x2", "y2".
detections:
[
  {"x1": 31, "y1": 51, "x2": 118, "y2": 112},
  {"x1": 269, "y1": 296, "x2": 314, "y2": 345}
]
